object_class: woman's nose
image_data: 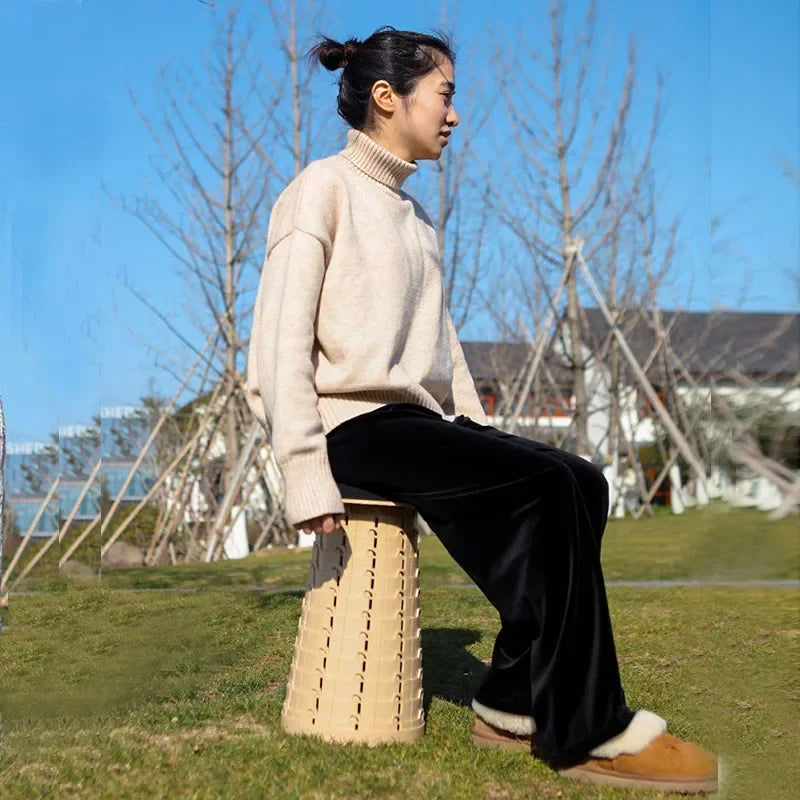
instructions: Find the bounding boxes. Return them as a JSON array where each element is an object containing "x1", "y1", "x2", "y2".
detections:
[{"x1": 447, "y1": 105, "x2": 459, "y2": 128}]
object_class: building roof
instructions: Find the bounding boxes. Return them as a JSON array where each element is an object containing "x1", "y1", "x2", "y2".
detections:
[
  {"x1": 580, "y1": 308, "x2": 799, "y2": 379},
  {"x1": 460, "y1": 341, "x2": 572, "y2": 385},
  {"x1": 461, "y1": 309, "x2": 799, "y2": 384}
]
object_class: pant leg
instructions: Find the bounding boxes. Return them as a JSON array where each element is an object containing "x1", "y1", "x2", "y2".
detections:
[
  {"x1": 451, "y1": 414, "x2": 610, "y2": 551},
  {"x1": 325, "y1": 402, "x2": 634, "y2": 769},
  {"x1": 448, "y1": 414, "x2": 622, "y2": 759}
]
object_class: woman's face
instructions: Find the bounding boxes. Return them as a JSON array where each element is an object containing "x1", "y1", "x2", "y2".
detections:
[{"x1": 371, "y1": 55, "x2": 460, "y2": 162}]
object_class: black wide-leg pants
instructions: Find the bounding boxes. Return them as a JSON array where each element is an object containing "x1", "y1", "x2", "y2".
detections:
[{"x1": 325, "y1": 402, "x2": 635, "y2": 769}]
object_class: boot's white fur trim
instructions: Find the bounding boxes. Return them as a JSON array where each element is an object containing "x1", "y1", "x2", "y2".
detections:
[
  {"x1": 588, "y1": 709, "x2": 667, "y2": 759},
  {"x1": 472, "y1": 698, "x2": 537, "y2": 735}
]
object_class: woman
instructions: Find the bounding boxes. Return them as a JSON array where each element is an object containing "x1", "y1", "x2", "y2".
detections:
[{"x1": 245, "y1": 25, "x2": 718, "y2": 794}]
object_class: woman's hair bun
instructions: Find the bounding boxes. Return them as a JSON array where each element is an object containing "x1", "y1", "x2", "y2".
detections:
[
  {"x1": 306, "y1": 27, "x2": 455, "y2": 130},
  {"x1": 314, "y1": 37, "x2": 360, "y2": 72}
]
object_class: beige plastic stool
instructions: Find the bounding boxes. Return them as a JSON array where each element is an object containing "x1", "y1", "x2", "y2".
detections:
[{"x1": 280, "y1": 483, "x2": 425, "y2": 745}]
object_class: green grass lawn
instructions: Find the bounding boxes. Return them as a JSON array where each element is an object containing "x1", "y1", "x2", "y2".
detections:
[
  {"x1": 1, "y1": 505, "x2": 797, "y2": 799},
  {"x1": 15, "y1": 502, "x2": 799, "y2": 593}
]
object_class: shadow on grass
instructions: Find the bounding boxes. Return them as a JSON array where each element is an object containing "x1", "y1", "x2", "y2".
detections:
[
  {"x1": 421, "y1": 627, "x2": 485, "y2": 712},
  {"x1": 1, "y1": 587, "x2": 308, "y2": 724}
]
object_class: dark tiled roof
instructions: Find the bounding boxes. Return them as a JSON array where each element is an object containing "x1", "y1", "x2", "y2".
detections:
[
  {"x1": 460, "y1": 341, "x2": 572, "y2": 384},
  {"x1": 580, "y1": 308, "x2": 799, "y2": 379},
  {"x1": 460, "y1": 309, "x2": 799, "y2": 382}
]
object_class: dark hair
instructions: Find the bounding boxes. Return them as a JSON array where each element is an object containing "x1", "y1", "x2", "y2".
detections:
[{"x1": 306, "y1": 26, "x2": 456, "y2": 131}]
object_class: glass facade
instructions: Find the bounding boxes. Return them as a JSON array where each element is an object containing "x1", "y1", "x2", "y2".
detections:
[
  {"x1": 5, "y1": 406, "x2": 160, "y2": 539},
  {"x1": 59, "y1": 479, "x2": 101, "y2": 520},
  {"x1": 103, "y1": 461, "x2": 156, "y2": 501},
  {"x1": 9, "y1": 496, "x2": 59, "y2": 537}
]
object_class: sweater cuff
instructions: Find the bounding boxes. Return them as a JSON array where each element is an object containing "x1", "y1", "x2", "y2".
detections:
[
  {"x1": 454, "y1": 386, "x2": 489, "y2": 425},
  {"x1": 465, "y1": 400, "x2": 489, "y2": 426},
  {"x1": 278, "y1": 451, "x2": 345, "y2": 526}
]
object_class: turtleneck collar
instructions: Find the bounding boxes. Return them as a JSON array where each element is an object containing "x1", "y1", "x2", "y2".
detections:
[{"x1": 339, "y1": 128, "x2": 419, "y2": 191}]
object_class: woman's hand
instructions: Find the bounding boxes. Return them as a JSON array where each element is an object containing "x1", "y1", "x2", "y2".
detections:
[{"x1": 295, "y1": 513, "x2": 345, "y2": 536}]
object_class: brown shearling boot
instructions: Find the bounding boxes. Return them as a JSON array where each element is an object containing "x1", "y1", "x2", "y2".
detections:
[
  {"x1": 558, "y1": 729, "x2": 718, "y2": 794},
  {"x1": 471, "y1": 709, "x2": 719, "y2": 795},
  {"x1": 471, "y1": 715, "x2": 535, "y2": 751}
]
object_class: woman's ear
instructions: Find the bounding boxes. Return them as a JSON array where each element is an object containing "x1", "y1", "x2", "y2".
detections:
[{"x1": 370, "y1": 80, "x2": 395, "y2": 114}]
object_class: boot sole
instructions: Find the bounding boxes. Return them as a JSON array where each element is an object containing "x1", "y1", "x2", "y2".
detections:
[
  {"x1": 557, "y1": 763, "x2": 718, "y2": 794},
  {"x1": 472, "y1": 731, "x2": 531, "y2": 751}
]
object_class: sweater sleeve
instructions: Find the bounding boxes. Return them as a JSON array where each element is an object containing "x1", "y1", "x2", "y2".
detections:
[
  {"x1": 251, "y1": 226, "x2": 345, "y2": 526},
  {"x1": 443, "y1": 307, "x2": 489, "y2": 424}
]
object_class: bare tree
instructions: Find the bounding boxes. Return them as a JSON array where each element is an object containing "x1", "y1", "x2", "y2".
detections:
[
  {"x1": 102, "y1": 0, "x2": 340, "y2": 551},
  {"x1": 474, "y1": 0, "x2": 662, "y2": 455},
  {"x1": 104, "y1": 0, "x2": 278, "y2": 504},
  {"x1": 603, "y1": 170, "x2": 679, "y2": 506},
  {"x1": 421, "y1": 3, "x2": 496, "y2": 330}
]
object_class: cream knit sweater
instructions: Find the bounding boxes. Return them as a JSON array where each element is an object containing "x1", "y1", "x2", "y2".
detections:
[{"x1": 245, "y1": 128, "x2": 488, "y2": 526}]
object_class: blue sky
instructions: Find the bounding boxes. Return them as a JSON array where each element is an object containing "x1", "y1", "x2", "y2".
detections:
[{"x1": 0, "y1": 0, "x2": 798, "y2": 445}]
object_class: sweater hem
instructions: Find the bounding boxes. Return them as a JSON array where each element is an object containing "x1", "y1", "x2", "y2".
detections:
[{"x1": 318, "y1": 391, "x2": 447, "y2": 434}]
